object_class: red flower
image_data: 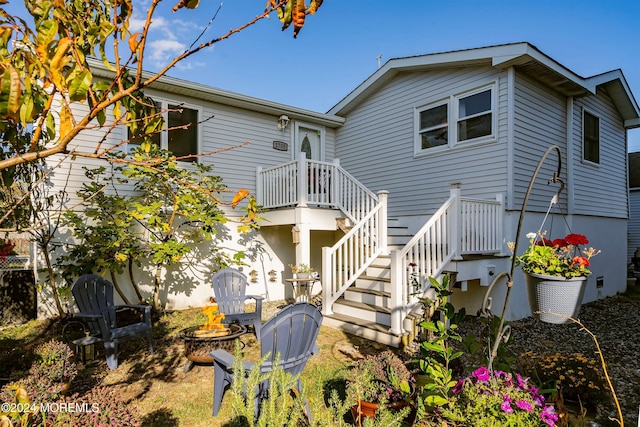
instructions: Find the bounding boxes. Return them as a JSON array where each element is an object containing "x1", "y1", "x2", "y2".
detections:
[
  {"x1": 565, "y1": 234, "x2": 588, "y2": 246},
  {"x1": 535, "y1": 238, "x2": 554, "y2": 246},
  {"x1": 572, "y1": 256, "x2": 590, "y2": 267},
  {"x1": 551, "y1": 239, "x2": 567, "y2": 248}
]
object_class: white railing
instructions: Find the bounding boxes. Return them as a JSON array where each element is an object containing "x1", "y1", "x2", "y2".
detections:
[
  {"x1": 388, "y1": 188, "x2": 503, "y2": 334},
  {"x1": 460, "y1": 195, "x2": 503, "y2": 254},
  {"x1": 256, "y1": 161, "x2": 298, "y2": 208},
  {"x1": 321, "y1": 191, "x2": 388, "y2": 314},
  {"x1": 257, "y1": 157, "x2": 378, "y2": 224}
]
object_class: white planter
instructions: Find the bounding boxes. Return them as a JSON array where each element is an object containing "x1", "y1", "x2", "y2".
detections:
[
  {"x1": 296, "y1": 272, "x2": 311, "y2": 280},
  {"x1": 524, "y1": 272, "x2": 587, "y2": 324}
]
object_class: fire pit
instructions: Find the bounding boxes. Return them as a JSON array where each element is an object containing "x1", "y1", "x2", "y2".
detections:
[
  {"x1": 179, "y1": 324, "x2": 246, "y2": 372},
  {"x1": 178, "y1": 302, "x2": 247, "y2": 372}
]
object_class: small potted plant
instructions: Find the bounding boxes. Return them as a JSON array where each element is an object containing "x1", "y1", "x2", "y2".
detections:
[
  {"x1": 346, "y1": 350, "x2": 414, "y2": 421},
  {"x1": 288, "y1": 263, "x2": 314, "y2": 279},
  {"x1": 510, "y1": 231, "x2": 600, "y2": 323}
]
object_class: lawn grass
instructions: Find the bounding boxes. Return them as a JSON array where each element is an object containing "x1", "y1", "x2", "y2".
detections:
[{"x1": 0, "y1": 303, "x2": 383, "y2": 426}]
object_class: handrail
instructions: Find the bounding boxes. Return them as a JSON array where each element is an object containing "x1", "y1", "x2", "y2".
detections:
[
  {"x1": 256, "y1": 158, "x2": 378, "y2": 223},
  {"x1": 321, "y1": 192, "x2": 387, "y2": 315}
]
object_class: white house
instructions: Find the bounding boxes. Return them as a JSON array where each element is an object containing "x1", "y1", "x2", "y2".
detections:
[
  {"x1": 629, "y1": 152, "x2": 640, "y2": 268},
  {"x1": 35, "y1": 42, "x2": 640, "y2": 347}
]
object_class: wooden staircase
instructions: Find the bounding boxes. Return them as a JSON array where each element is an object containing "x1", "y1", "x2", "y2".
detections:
[{"x1": 322, "y1": 219, "x2": 423, "y2": 347}]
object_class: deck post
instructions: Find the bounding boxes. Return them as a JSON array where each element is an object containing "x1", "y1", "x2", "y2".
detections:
[
  {"x1": 321, "y1": 246, "x2": 333, "y2": 316},
  {"x1": 256, "y1": 166, "x2": 263, "y2": 206},
  {"x1": 297, "y1": 155, "x2": 307, "y2": 207},
  {"x1": 389, "y1": 249, "x2": 403, "y2": 335},
  {"x1": 378, "y1": 190, "x2": 388, "y2": 254},
  {"x1": 450, "y1": 184, "x2": 462, "y2": 260}
]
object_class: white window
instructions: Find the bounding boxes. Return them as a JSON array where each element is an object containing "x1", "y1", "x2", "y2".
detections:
[
  {"x1": 415, "y1": 84, "x2": 495, "y2": 154},
  {"x1": 582, "y1": 110, "x2": 600, "y2": 164},
  {"x1": 457, "y1": 88, "x2": 492, "y2": 142},
  {"x1": 418, "y1": 102, "x2": 448, "y2": 149},
  {"x1": 128, "y1": 101, "x2": 200, "y2": 162}
]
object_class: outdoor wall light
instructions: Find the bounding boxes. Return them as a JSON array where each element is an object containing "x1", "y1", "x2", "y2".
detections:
[{"x1": 277, "y1": 114, "x2": 290, "y2": 130}]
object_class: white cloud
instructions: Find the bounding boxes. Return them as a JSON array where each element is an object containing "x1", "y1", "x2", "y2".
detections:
[{"x1": 147, "y1": 39, "x2": 187, "y2": 66}]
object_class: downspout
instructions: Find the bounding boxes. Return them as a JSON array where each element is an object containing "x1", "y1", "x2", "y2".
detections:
[{"x1": 566, "y1": 97, "x2": 575, "y2": 218}]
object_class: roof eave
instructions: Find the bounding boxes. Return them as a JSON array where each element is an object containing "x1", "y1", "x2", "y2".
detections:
[{"x1": 89, "y1": 60, "x2": 345, "y2": 129}]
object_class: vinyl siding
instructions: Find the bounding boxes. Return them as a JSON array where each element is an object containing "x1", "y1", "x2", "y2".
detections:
[
  {"x1": 572, "y1": 89, "x2": 628, "y2": 218},
  {"x1": 335, "y1": 66, "x2": 509, "y2": 217},
  {"x1": 48, "y1": 88, "x2": 336, "y2": 212},
  {"x1": 630, "y1": 189, "x2": 640, "y2": 263},
  {"x1": 512, "y1": 72, "x2": 568, "y2": 213}
]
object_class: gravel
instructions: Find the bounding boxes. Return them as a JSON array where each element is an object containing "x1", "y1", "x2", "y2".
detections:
[
  {"x1": 263, "y1": 285, "x2": 640, "y2": 425},
  {"x1": 458, "y1": 284, "x2": 640, "y2": 426}
]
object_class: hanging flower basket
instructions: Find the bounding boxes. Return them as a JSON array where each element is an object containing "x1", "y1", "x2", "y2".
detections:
[{"x1": 524, "y1": 272, "x2": 587, "y2": 324}]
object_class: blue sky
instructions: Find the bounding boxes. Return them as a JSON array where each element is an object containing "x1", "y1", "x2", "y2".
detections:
[{"x1": 4, "y1": 0, "x2": 640, "y2": 151}]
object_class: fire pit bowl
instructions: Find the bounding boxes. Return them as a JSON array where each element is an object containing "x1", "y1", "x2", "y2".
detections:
[{"x1": 178, "y1": 324, "x2": 247, "y2": 372}]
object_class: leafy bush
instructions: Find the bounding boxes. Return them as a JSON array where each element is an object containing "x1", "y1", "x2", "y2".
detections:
[
  {"x1": 440, "y1": 367, "x2": 559, "y2": 426},
  {"x1": 518, "y1": 352, "x2": 610, "y2": 407},
  {"x1": 346, "y1": 350, "x2": 413, "y2": 404},
  {"x1": 29, "y1": 339, "x2": 77, "y2": 384}
]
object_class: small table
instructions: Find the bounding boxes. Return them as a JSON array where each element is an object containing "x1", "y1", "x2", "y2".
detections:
[{"x1": 285, "y1": 278, "x2": 317, "y2": 302}]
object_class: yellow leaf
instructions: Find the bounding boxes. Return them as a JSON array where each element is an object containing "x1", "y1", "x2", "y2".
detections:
[
  {"x1": 306, "y1": 0, "x2": 322, "y2": 14},
  {"x1": 50, "y1": 37, "x2": 73, "y2": 89},
  {"x1": 128, "y1": 32, "x2": 140, "y2": 54},
  {"x1": 237, "y1": 224, "x2": 251, "y2": 235},
  {"x1": 231, "y1": 189, "x2": 250, "y2": 208},
  {"x1": 59, "y1": 104, "x2": 72, "y2": 139},
  {"x1": 292, "y1": 0, "x2": 306, "y2": 37}
]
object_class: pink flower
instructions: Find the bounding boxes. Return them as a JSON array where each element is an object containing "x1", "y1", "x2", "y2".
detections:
[
  {"x1": 500, "y1": 400, "x2": 513, "y2": 413},
  {"x1": 541, "y1": 405, "x2": 559, "y2": 426},
  {"x1": 516, "y1": 399, "x2": 533, "y2": 412},
  {"x1": 472, "y1": 366, "x2": 490, "y2": 382}
]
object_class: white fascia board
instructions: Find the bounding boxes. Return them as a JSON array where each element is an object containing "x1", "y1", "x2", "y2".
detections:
[{"x1": 88, "y1": 60, "x2": 344, "y2": 128}]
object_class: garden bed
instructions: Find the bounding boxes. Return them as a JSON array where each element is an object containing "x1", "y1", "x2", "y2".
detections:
[{"x1": 1, "y1": 285, "x2": 638, "y2": 426}]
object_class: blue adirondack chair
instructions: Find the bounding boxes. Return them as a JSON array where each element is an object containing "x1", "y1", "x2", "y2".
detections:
[
  {"x1": 71, "y1": 274, "x2": 154, "y2": 370},
  {"x1": 212, "y1": 268, "x2": 263, "y2": 338},
  {"x1": 211, "y1": 302, "x2": 323, "y2": 419}
]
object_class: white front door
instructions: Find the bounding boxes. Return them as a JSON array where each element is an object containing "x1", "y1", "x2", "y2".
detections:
[{"x1": 295, "y1": 125, "x2": 323, "y2": 161}]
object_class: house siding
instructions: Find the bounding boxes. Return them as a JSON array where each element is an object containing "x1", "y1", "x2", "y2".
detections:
[
  {"x1": 53, "y1": 88, "x2": 337, "y2": 213},
  {"x1": 572, "y1": 89, "x2": 628, "y2": 218},
  {"x1": 335, "y1": 66, "x2": 509, "y2": 218},
  {"x1": 512, "y1": 72, "x2": 568, "y2": 214},
  {"x1": 629, "y1": 189, "x2": 640, "y2": 263}
]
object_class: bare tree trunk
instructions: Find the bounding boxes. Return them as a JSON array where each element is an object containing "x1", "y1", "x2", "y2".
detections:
[
  {"x1": 152, "y1": 263, "x2": 163, "y2": 311},
  {"x1": 109, "y1": 270, "x2": 131, "y2": 304},
  {"x1": 128, "y1": 258, "x2": 144, "y2": 303},
  {"x1": 40, "y1": 243, "x2": 66, "y2": 317}
]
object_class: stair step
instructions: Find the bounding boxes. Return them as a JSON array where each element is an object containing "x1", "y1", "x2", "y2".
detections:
[
  {"x1": 354, "y1": 275, "x2": 391, "y2": 292},
  {"x1": 332, "y1": 298, "x2": 391, "y2": 325},
  {"x1": 322, "y1": 312, "x2": 402, "y2": 348},
  {"x1": 344, "y1": 287, "x2": 390, "y2": 307}
]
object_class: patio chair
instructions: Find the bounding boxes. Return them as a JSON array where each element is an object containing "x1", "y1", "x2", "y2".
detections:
[
  {"x1": 71, "y1": 274, "x2": 154, "y2": 370},
  {"x1": 211, "y1": 302, "x2": 323, "y2": 419},
  {"x1": 212, "y1": 268, "x2": 263, "y2": 339}
]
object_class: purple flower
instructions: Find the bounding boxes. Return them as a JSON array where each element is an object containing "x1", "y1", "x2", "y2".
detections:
[
  {"x1": 452, "y1": 379, "x2": 465, "y2": 394},
  {"x1": 516, "y1": 399, "x2": 533, "y2": 412},
  {"x1": 472, "y1": 366, "x2": 490, "y2": 382},
  {"x1": 500, "y1": 400, "x2": 513, "y2": 413},
  {"x1": 516, "y1": 373, "x2": 529, "y2": 390},
  {"x1": 540, "y1": 406, "x2": 559, "y2": 426}
]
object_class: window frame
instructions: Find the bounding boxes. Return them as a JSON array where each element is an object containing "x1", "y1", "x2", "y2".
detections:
[
  {"x1": 414, "y1": 82, "x2": 496, "y2": 156},
  {"x1": 415, "y1": 99, "x2": 449, "y2": 153},
  {"x1": 455, "y1": 86, "x2": 495, "y2": 144},
  {"x1": 127, "y1": 98, "x2": 202, "y2": 162},
  {"x1": 582, "y1": 108, "x2": 600, "y2": 165}
]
